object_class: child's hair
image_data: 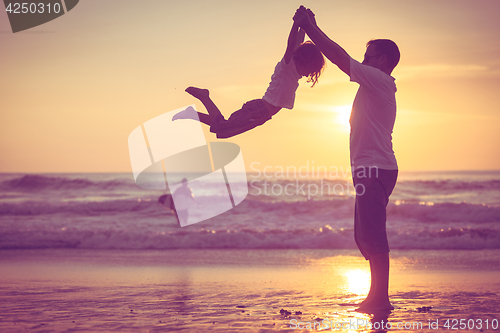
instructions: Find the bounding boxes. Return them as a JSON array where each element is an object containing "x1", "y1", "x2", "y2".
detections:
[{"x1": 292, "y1": 41, "x2": 325, "y2": 87}]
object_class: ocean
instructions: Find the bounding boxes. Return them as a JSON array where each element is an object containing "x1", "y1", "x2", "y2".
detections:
[{"x1": 1, "y1": 170, "x2": 499, "y2": 251}]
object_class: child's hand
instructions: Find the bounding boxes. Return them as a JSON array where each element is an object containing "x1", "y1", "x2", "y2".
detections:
[{"x1": 293, "y1": 6, "x2": 310, "y2": 27}]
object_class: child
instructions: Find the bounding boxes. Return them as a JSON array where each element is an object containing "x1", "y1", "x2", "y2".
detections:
[{"x1": 173, "y1": 20, "x2": 325, "y2": 138}]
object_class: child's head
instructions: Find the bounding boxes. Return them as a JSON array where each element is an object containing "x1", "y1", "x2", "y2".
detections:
[{"x1": 292, "y1": 41, "x2": 325, "y2": 87}]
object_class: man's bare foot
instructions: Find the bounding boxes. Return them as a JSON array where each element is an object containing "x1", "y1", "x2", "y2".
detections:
[
  {"x1": 185, "y1": 87, "x2": 209, "y2": 100},
  {"x1": 357, "y1": 294, "x2": 373, "y2": 307},
  {"x1": 356, "y1": 299, "x2": 394, "y2": 313}
]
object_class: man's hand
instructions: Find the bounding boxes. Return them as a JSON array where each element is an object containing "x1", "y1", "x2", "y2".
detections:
[
  {"x1": 292, "y1": 5, "x2": 351, "y2": 76},
  {"x1": 306, "y1": 8, "x2": 317, "y2": 27},
  {"x1": 293, "y1": 6, "x2": 311, "y2": 28}
]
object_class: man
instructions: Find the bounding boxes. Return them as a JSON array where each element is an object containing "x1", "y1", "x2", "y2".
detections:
[{"x1": 294, "y1": 6, "x2": 400, "y2": 312}]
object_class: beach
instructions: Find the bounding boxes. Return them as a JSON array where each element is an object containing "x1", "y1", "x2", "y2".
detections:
[
  {"x1": 1, "y1": 249, "x2": 499, "y2": 332},
  {"x1": 1, "y1": 172, "x2": 499, "y2": 331},
  {"x1": 2, "y1": 0, "x2": 500, "y2": 331}
]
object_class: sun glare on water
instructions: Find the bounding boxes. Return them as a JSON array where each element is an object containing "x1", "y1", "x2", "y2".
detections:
[
  {"x1": 330, "y1": 105, "x2": 352, "y2": 132},
  {"x1": 345, "y1": 269, "x2": 370, "y2": 295}
]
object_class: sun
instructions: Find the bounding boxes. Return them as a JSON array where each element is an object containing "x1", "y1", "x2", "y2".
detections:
[
  {"x1": 344, "y1": 269, "x2": 370, "y2": 295},
  {"x1": 330, "y1": 105, "x2": 352, "y2": 132}
]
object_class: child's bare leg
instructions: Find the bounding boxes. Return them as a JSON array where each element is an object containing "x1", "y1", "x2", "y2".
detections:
[
  {"x1": 196, "y1": 112, "x2": 212, "y2": 126},
  {"x1": 172, "y1": 108, "x2": 212, "y2": 125},
  {"x1": 185, "y1": 87, "x2": 223, "y2": 121},
  {"x1": 173, "y1": 87, "x2": 223, "y2": 125}
]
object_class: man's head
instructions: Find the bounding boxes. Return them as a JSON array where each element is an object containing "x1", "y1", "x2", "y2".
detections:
[{"x1": 362, "y1": 39, "x2": 400, "y2": 74}]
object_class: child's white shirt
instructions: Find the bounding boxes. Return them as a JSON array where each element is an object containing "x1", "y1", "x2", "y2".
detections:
[{"x1": 262, "y1": 57, "x2": 301, "y2": 109}]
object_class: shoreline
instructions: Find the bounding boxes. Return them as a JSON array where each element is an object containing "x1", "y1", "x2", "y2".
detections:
[{"x1": 1, "y1": 249, "x2": 499, "y2": 332}]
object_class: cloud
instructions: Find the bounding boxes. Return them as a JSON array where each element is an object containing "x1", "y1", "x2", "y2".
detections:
[
  {"x1": 396, "y1": 63, "x2": 498, "y2": 80},
  {"x1": 214, "y1": 84, "x2": 262, "y2": 96}
]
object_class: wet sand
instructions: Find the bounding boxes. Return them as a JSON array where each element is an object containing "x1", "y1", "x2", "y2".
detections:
[{"x1": 1, "y1": 249, "x2": 499, "y2": 332}]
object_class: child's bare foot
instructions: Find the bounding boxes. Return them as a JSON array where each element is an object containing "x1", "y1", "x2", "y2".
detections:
[
  {"x1": 172, "y1": 106, "x2": 198, "y2": 121},
  {"x1": 185, "y1": 87, "x2": 210, "y2": 100}
]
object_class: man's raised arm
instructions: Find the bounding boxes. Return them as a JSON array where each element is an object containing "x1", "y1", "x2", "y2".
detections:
[{"x1": 293, "y1": 6, "x2": 351, "y2": 76}]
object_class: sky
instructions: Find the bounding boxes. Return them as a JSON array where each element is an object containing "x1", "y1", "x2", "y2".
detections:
[{"x1": 1, "y1": 0, "x2": 499, "y2": 173}]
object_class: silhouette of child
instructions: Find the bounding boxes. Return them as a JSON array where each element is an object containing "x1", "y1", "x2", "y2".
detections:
[{"x1": 173, "y1": 20, "x2": 325, "y2": 138}]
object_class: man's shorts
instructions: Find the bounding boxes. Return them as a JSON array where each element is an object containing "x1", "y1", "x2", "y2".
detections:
[
  {"x1": 353, "y1": 168, "x2": 398, "y2": 260},
  {"x1": 210, "y1": 99, "x2": 271, "y2": 139}
]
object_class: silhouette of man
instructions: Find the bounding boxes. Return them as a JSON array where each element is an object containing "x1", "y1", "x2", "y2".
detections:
[
  {"x1": 172, "y1": 178, "x2": 195, "y2": 226},
  {"x1": 294, "y1": 6, "x2": 400, "y2": 312}
]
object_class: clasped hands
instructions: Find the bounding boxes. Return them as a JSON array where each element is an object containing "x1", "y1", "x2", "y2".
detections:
[{"x1": 293, "y1": 5, "x2": 316, "y2": 27}]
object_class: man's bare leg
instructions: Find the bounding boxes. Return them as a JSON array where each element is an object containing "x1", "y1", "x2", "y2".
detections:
[
  {"x1": 173, "y1": 87, "x2": 224, "y2": 126},
  {"x1": 358, "y1": 260, "x2": 376, "y2": 306},
  {"x1": 357, "y1": 252, "x2": 393, "y2": 312}
]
